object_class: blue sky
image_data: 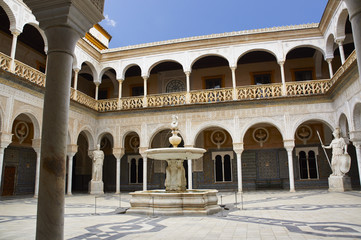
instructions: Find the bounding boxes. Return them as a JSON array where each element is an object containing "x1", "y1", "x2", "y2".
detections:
[{"x1": 100, "y1": 0, "x2": 328, "y2": 49}]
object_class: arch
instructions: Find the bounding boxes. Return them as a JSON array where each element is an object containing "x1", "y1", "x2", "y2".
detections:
[
  {"x1": 291, "y1": 116, "x2": 334, "y2": 140},
  {"x1": 190, "y1": 53, "x2": 230, "y2": 70},
  {"x1": 237, "y1": 48, "x2": 279, "y2": 63},
  {"x1": 99, "y1": 67, "x2": 117, "y2": 82},
  {"x1": 79, "y1": 61, "x2": 98, "y2": 82},
  {"x1": 338, "y1": 113, "x2": 350, "y2": 138},
  {"x1": 96, "y1": 130, "x2": 114, "y2": 148},
  {"x1": 11, "y1": 111, "x2": 41, "y2": 139},
  {"x1": 285, "y1": 44, "x2": 326, "y2": 58},
  {"x1": 121, "y1": 129, "x2": 141, "y2": 148},
  {"x1": 192, "y1": 122, "x2": 234, "y2": 147},
  {"x1": 336, "y1": 8, "x2": 349, "y2": 40},
  {"x1": 23, "y1": 22, "x2": 48, "y2": 53},
  {"x1": 121, "y1": 63, "x2": 143, "y2": 80},
  {"x1": 353, "y1": 103, "x2": 361, "y2": 131},
  {"x1": 325, "y1": 33, "x2": 336, "y2": 58},
  {"x1": 0, "y1": 1, "x2": 17, "y2": 33},
  {"x1": 149, "y1": 126, "x2": 185, "y2": 149},
  {"x1": 77, "y1": 126, "x2": 95, "y2": 150},
  {"x1": 147, "y1": 59, "x2": 184, "y2": 77},
  {"x1": 240, "y1": 118, "x2": 284, "y2": 142}
]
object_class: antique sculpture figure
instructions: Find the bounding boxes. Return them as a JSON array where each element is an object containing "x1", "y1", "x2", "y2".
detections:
[
  {"x1": 92, "y1": 144, "x2": 104, "y2": 181},
  {"x1": 322, "y1": 128, "x2": 351, "y2": 176}
]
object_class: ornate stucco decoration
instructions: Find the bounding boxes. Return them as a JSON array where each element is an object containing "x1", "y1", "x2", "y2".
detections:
[
  {"x1": 296, "y1": 125, "x2": 312, "y2": 144},
  {"x1": 253, "y1": 127, "x2": 269, "y2": 147},
  {"x1": 15, "y1": 121, "x2": 29, "y2": 144},
  {"x1": 211, "y1": 130, "x2": 226, "y2": 149}
]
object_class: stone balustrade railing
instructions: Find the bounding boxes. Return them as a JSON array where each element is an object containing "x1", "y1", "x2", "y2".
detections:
[{"x1": 0, "y1": 50, "x2": 357, "y2": 112}]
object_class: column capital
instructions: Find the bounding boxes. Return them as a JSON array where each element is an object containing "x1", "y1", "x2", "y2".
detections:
[
  {"x1": 283, "y1": 139, "x2": 295, "y2": 151},
  {"x1": 184, "y1": 71, "x2": 191, "y2": 76},
  {"x1": 32, "y1": 138, "x2": 42, "y2": 152},
  {"x1": 138, "y1": 147, "x2": 149, "y2": 157},
  {"x1": 117, "y1": 78, "x2": 124, "y2": 83},
  {"x1": 230, "y1": 66, "x2": 237, "y2": 71},
  {"x1": 233, "y1": 143, "x2": 244, "y2": 154},
  {"x1": 113, "y1": 147, "x2": 125, "y2": 158},
  {"x1": 278, "y1": 60, "x2": 285, "y2": 66},
  {"x1": 0, "y1": 132, "x2": 13, "y2": 149},
  {"x1": 73, "y1": 68, "x2": 80, "y2": 73},
  {"x1": 10, "y1": 29, "x2": 21, "y2": 37},
  {"x1": 142, "y1": 75, "x2": 149, "y2": 80},
  {"x1": 325, "y1": 58, "x2": 333, "y2": 63},
  {"x1": 335, "y1": 38, "x2": 345, "y2": 45},
  {"x1": 94, "y1": 81, "x2": 101, "y2": 87},
  {"x1": 67, "y1": 144, "x2": 78, "y2": 155}
]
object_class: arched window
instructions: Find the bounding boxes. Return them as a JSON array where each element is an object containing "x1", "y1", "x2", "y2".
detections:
[
  {"x1": 296, "y1": 148, "x2": 319, "y2": 180},
  {"x1": 128, "y1": 155, "x2": 143, "y2": 184},
  {"x1": 213, "y1": 151, "x2": 233, "y2": 182}
]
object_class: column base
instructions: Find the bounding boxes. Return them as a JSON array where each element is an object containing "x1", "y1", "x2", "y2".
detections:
[
  {"x1": 328, "y1": 175, "x2": 352, "y2": 192},
  {"x1": 89, "y1": 180, "x2": 104, "y2": 195}
]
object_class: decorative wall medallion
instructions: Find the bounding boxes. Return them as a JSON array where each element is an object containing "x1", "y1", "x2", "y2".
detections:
[
  {"x1": 211, "y1": 130, "x2": 226, "y2": 149},
  {"x1": 166, "y1": 79, "x2": 186, "y2": 93},
  {"x1": 130, "y1": 135, "x2": 140, "y2": 152},
  {"x1": 296, "y1": 125, "x2": 312, "y2": 144},
  {"x1": 15, "y1": 121, "x2": 29, "y2": 144},
  {"x1": 253, "y1": 127, "x2": 269, "y2": 147},
  {"x1": 100, "y1": 137, "x2": 108, "y2": 149}
]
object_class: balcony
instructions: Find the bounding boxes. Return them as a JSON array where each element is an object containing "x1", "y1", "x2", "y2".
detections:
[{"x1": 0, "y1": 50, "x2": 357, "y2": 112}]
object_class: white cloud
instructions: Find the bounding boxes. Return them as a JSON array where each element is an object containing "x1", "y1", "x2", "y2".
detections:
[{"x1": 104, "y1": 14, "x2": 116, "y2": 27}]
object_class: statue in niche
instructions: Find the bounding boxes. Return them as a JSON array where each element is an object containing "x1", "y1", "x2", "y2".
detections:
[
  {"x1": 322, "y1": 128, "x2": 351, "y2": 176},
  {"x1": 92, "y1": 144, "x2": 104, "y2": 182}
]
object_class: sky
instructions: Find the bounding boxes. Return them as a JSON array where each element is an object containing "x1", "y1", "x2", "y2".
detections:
[{"x1": 100, "y1": 0, "x2": 329, "y2": 49}]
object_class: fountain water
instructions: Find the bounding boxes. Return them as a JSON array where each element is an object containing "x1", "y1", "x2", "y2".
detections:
[{"x1": 127, "y1": 115, "x2": 221, "y2": 215}]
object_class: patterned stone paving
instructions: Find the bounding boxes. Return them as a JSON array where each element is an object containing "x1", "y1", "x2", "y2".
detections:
[{"x1": 0, "y1": 190, "x2": 360, "y2": 239}]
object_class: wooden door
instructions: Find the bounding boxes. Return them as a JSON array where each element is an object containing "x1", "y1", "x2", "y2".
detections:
[{"x1": 2, "y1": 166, "x2": 16, "y2": 196}]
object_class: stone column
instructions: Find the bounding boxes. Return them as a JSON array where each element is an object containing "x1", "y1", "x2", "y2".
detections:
[
  {"x1": 22, "y1": 1, "x2": 103, "y2": 238},
  {"x1": 234, "y1": 144, "x2": 244, "y2": 193},
  {"x1": 113, "y1": 148, "x2": 124, "y2": 194},
  {"x1": 187, "y1": 159, "x2": 193, "y2": 190},
  {"x1": 117, "y1": 79, "x2": 123, "y2": 110},
  {"x1": 66, "y1": 153, "x2": 74, "y2": 195},
  {"x1": 230, "y1": 66, "x2": 237, "y2": 100},
  {"x1": 278, "y1": 61, "x2": 286, "y2": 96},
  {"x1": 143, "y1": 156, "x2": 147, "y2": 191},
  {"x1": 73, "y1": 68, "x2": 80, "y2": 90},
  {"x1": 350, "y1": 131, "x2": 361, "y2": 186},
  {"x1": 344, "y1": 0, "x2": 361, "y2": 76},
  {"x1": 326, "y1": 58, "x2": 334, "y2": 78},
  {"x1": 0, "y1": 132, "x2": 12, "y2": 188},
  {"x1": 9, "y1": 30, "x2": 21, "y2": 72},
  {"x1": 32, "y1": 139, "x2": 41, "y2": 197},
  {"x1": 284, "y1": 140, "x2": 295, "y2": 192},
  {"x1": 336, "y1": 39, "x2": 346, "y2": 64},
  {"x1": 185, "y1": 71, "x2": 191, "y2": 104},
  {"x1": 142, "y1": 76, "x2": 148, "y2": 107},
  {"x1": 94, "y1": 82, "x2": 100, "y2": 100}
]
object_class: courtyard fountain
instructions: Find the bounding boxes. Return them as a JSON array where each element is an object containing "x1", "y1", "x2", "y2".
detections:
[{"x1": 127, "y1": 115, "x2": 221, "y2": 215}]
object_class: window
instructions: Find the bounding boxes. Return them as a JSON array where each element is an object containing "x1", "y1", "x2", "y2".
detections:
[
  {"x1": 212, "y1": 151, "x2": 233, "y2": 182},
  {"x1": 98, "y1": 89, "x2": 108, "y2": 100},
  {"x1": 204, "y1": 76, "x2": 223, "y2": 89},
  {"x1": 128, "y1": 155, "x2": 143, "y2": 183},
  {"x1": 296, "y1": 148, "x2": 319, "y2": 180},
  {"x1": 292, "y1": 68, "x2": 314, "y2": 81},
  {"x1": 166, "y1": 79, "x2": 185, "y2": 93},
  {"x1": 131, "y1": 85, "x2": 144, "y2": 96},
  {"x1": 253, "y1": 72, "x2": 272, "y2": 85}
]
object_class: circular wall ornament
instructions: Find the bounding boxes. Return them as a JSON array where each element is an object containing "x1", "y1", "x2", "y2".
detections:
[
  {"x1": 15, "y1": 121, "x2": 29, "y2": 144},
  {"x1": 211, "y1": 130, "x2": 226, "y2": 149},
  {"x1": 166, "y1": 79, "x2": 185, "y2": 93},
  {"x1": 296, "y1": 125, "x2": 312, "y2": 144},
  {"x1": 253, "y1": 127, "x2": 269, "y2": 147},
  {"x1": 129, "y1": 135, "x2": 140, "y2": 152}
]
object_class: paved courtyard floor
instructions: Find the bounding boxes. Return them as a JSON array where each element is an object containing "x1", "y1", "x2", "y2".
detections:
[{"x1": 0, "y1": 190, "x2": 361, "y2": 239}]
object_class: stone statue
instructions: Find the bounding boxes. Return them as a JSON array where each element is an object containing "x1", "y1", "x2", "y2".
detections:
[
  {"x1": 171, "y1": 115, "x2": 178, "y2": 130},
  {"x1": 323, "y1": 128, "x2": 351, "y2": 176},
  {"x1": 92, "y1": 144, "x2": 104, "y2": 181}
]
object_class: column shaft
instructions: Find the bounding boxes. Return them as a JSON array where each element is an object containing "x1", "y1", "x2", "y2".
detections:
[
  {"x1": 231, "y1": 67, "x2": 237, "y2": 100},
  {"x1": 34, "y1": 152, "x2": 41, "y2": 197},
  {"x1": 95, "y1": 83, "x2": 99, "y2": 100},
  {"x1": 116, "y1": 158, "x2": 121, "y2": 194},
  {"x1": 143, "y1": 157, "x2": 147, "y2": 191},
  {"x1": 279, "y1": 61, "x2": 286, "y2": 95},
  {"x1": 338, "y1": 41, "x2": 346, "y2": 64},
  {"x1": 327, "y1": 59, "x2": 334, "y2": 78},
  {"x1": 287, "y1": 150, "x2": 295, "y2": 192},
  {"x1": 187, "y1": 159, "x2": 192, "y2": 190},
  {"x1": 0, "y1": 147, "x2": 4, "y2": 187},
  {"x1": 10, "y1": 32, "x2": 19, "y2": 72},
  {"x1": 67, "y1": 155, "x2": 74, "y2": 195},
  {"x1": 236, "y1": 153, "x2": 243, "y2": 192},
  {"x1": 355, "y1": 145, "x2": 361, "y2": 186}
]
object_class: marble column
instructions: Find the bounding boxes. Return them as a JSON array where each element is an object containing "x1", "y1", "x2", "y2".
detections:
[
  {"x1": 66, "y1": 153, "x2": 75, "y2": 195},
  {"x1": 143, "y1": 156, "x2": 147, "y2": 191},
  {"x1": 353, "y1": 143, "x2": 361, "y2": 186},
  {"x1": 73, "y1": 68, "x2": 79, "y2": 99},
  {"x1": 143, "y1": 76, "x2": 148, "y2": 107},
  {"x1": 278, "y1": 61, "x2": 286, "y2": 95},
  {"x1": 113, "y1": 148, "x2": 124, "y2": 194},
  {"x1": 187, "y1": 159, "x2": 193, "y2": 190},
  {"x1": 34, "y1": 149, "x2": 41, "y2": 197},
  {"x1": 326, "y1": 58, "x2": 334, "y2": 78},
  {"x1": 94, "y1": 82, "x2": 100, "y2": 100},
  {"x1": 10, "y1": 30, "x2": 21, "y2": 72},
  {"x1": 284, "y1": 140, "x2": 295, "y2": 192},
  {"x1": 0, "y1": 132, "x2": 12, "y2": 188},
  {"x1": 230, "y1": 66, "x2": 237, "y2": 100},
  {"x1": 336, "y1": 39, "x2": 346, "y2": 64},
  {"x1": 117, "y1": 79, "x2": 123, "y2": 110},
  {"x1": 185, "y1": 71, "x2": 191, "y2": 104},
  {"x1": 344, "y1": 0, "x2": 361, "y2": 77},
  {"x1": 234, "y1": 145, "x2": 244, "y2": 193}
]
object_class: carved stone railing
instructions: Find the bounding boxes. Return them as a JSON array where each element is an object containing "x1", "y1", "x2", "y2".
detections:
[
  {"x1": 237, "y1": 83, "x2": 283, "y2": 99},
  {"x1": 0, "y1": 52, "x2": 10, "y2": 71},
  {"x1": 98, "y1": 98, "x2": 118, "y2": 112},
  {"x1": 190, "y1": 88, "x2": 233, "y2": 103},
  {"x1": 121, "y1": 96, "x2": 144, "y2": 110},
  {"x1": 70, "y1": 88, "x2": 98, "y2": 110},
  {"x1": 286, "y1": 79, "x2": 331, "y2": 96},
  {"x1": 148, "y1": 92, "x2": 186, "y2": 107},
  {"x1": 13, "y1": 60, "x2": 46, "y2": 87},
  {"x1": 0, "y1": 50, "x2": 357, "y2": 112}
]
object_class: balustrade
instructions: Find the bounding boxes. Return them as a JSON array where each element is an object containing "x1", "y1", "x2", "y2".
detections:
[{"x1": 0, "y1": 50, "x2": 357, "y2": 112}]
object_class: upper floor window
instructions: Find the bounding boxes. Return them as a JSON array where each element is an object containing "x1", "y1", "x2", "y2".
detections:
[
  {"x1": 131, "y1": 85, "x2": 144, "y2": 96},
  {"x1": 166, "y1": 79, "x2": 185, "y2": 93},
  {"x1": 293, "y1": 68, "x2": 314, "y2": 81},
  {"x1": 204, "y1": 75, "x2": 223, "y2": 89},
  {"x1": 253, "y1": 72, "x2": 272, "y2": 85}
]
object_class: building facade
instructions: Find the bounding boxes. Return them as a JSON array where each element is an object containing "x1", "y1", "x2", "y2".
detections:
[{"x1": 0, "y1": 0, "x2": 361, "y2": 196}]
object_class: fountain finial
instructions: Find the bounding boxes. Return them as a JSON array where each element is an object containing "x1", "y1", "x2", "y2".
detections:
[{"x1": 169, "y1": 115, "x2": 181, "y2": 147}]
